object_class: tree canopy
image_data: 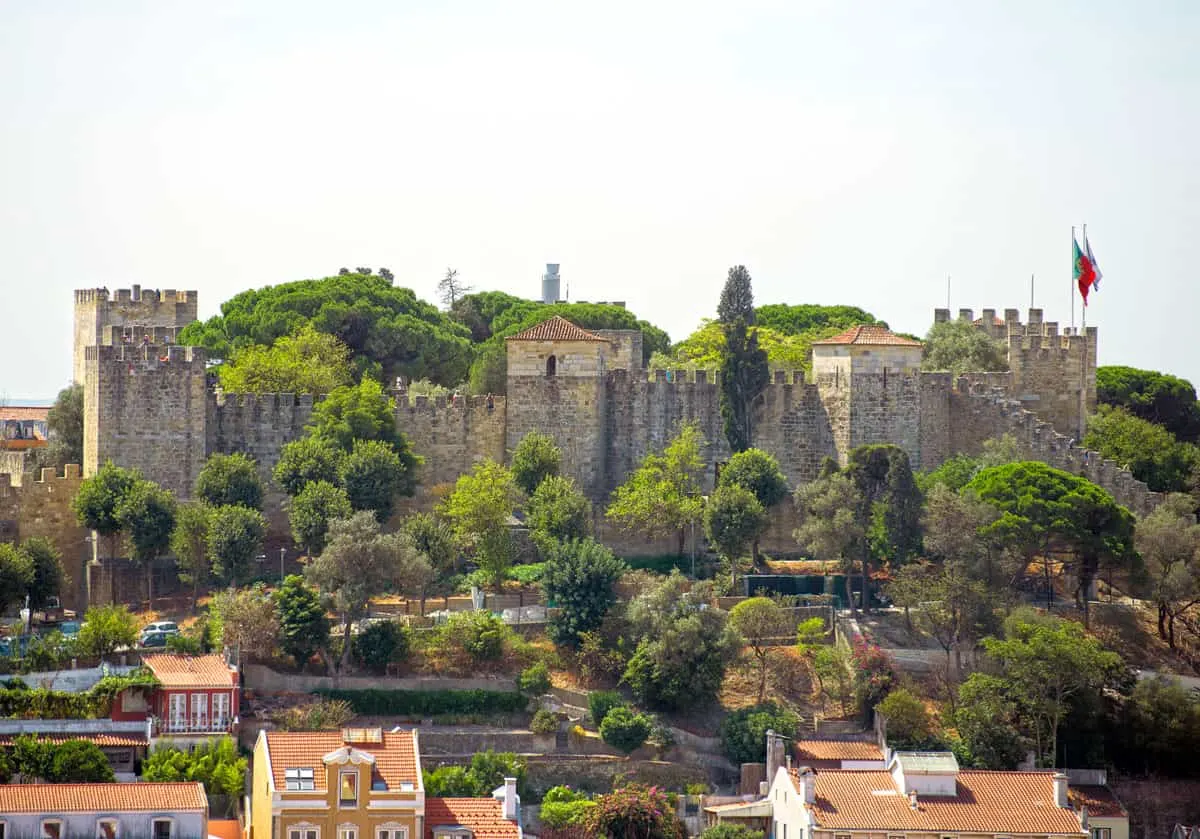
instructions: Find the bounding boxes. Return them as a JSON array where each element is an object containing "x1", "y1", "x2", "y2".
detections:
[
  {"x1": 607, "y1": 423, "x2": 705, "y2": 556},
  {"x1": 541, "y1": 538, "x2": 627, "y2": 647},
  {"x1": 719, "y1": 266, "x2": 770, "y2": 453},
  {"x1": 1084, "y1": 405, "x2": 1198, "y2": 493},
  {"x1": 1097, "y1": 365, "x2": 1200, "y2": 442},
  {"x1": 921, "y1": 318, "x2": 1010, "y2": 375},
  {"x1": 194, "y1": 453, "x2": 264, "y2": 510},
  {"x1": 510, "y1": 431, "x2": 562, "y2": 495},
  {"x1": 217, "y1": 324, "x2": 354, "y2": 394}
]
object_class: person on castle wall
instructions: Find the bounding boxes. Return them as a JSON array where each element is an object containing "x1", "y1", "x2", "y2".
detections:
[{"x1": 486, "y1": 393, "x2": 495, "y2": 413}]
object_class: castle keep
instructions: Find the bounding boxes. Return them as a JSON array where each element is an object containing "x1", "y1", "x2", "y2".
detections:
[{"x1": 52, "y1": 288, "x2": 1151, "y2": 564}]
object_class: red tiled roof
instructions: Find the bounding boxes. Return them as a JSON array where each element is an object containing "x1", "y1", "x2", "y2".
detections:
[
  {"x1": 812, "y1": 325, "x2": 923, "y2": 347},
  {"x1": 1069, "y1": 785, "x2": 1127, "y2": 819},
  {"x1": 792, "y1": 769, "x2": 1085, "y2": 834},
  {"x1": 142, "y1": 653, "x2": 237, "y2": 688},
  {"x1": 0, "y1": 407, "x2": 50, "y2": 422},
  {"x1": 0, "y1": 782, "x2": 206, "y2": 813},
  {"x1": 265, "y1": 730, "x2": 419, "y2": 792},
  {"x1": 0, "y1": 732, "x2": 147, "y2": 747},
  {"x1": 974, "y1": 316, "x2": 1006, "y2": 326},
  {"x1": 425, "y1": 798, "x2": 520, "y2": 839},
  {"x1": 505, "y1": 316, "x2": 606, "y2": 343},
  {"x1": 795, "y1": 739, "x2": 883, "y2": 762},
  {"x1": 208, "y1": 820, "x2": 242, "y2": 839}
]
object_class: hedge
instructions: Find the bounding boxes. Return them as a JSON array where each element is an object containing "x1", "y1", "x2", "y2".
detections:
[{"x1": 314, "y1": 688, "x2": 526, "y2": 716}]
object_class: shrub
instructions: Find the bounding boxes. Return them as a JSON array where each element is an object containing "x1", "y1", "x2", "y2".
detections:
[
  {"x1": 719, "y1": 703, "x2": 801, "y2": 765},
  {"x1": 518, "y1": 661, "x2": 551, "y2": 696},
  {"x1": 599, "y1": 706, "x2": 652, "y2": 754},
  {"x1": 353, "y1": 620, "x2": 410, "y2": 674},
  {"x1": 875, "y1": 687, "x2": 938, "y2": 750},
  {"x1": 701, "y1": 826, "x2": 764, "y2": 839},
  {"x1": 851, "y1": 639, "x2": 897, "y2": 711},
  {"x1": 439, "y1": 610, "x2": 509, "y2": 663},
  {"x1": 9, "y1": 736, "x2": 114, "y2": 782},
  {"x1": 315, "y1": 688, "x2": 526, "y2": 717},
  {"x1": 588, "y1": 690, "x2": 624, "y2": 727},
  {"x1": 424, "y1": 750, "x2": 527, "y2": 797},
  {"x1": 142, "y1": 736, "x2": 246, "y2": 797},
  {"x1": 272, "y1": 699, "x2": 356, "y2": 731},
  {"x1": 585, "y1": 784, "x2": 685, "y2": 839},
  {"x1": 540, "y1": 786, "x2": 596, "y2": 828},
  {"x1": 530, "y1": 709, "x2": 559, "y2": 734},
  {"x1": 576, "y1": 631, "x2": 625, "y2": 687}
]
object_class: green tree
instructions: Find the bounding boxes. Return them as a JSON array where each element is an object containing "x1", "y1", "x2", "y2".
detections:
[
  {"x1": 72, "y1": 460, "x2": 138, "y2": 565},
  {"x1": 47, "y1": 739, "x2": 116, "y2": 782},
  {"x1": 1084, "y1": 405, "x2": 1198, "y2": 492},
  {"x1": 170, "y1": 502, "x2": 211, "y2": 609},
  {"x1": 142, "y1": 736, "x2": 248, "y2": 799},
  {"x1": 584, "y1": 784, "x2": 686, "y2": 839},
  {"x1": 719, "y1": 702, "x2": 800, "y2": 764},
  {"x1": 116, "y1": 479, "x2": 177, "y2": 606},
  {"x1": 510, "y1": 431, "x2": 561, "y2": 494},
  {"x1": 921, "y1": 318, "x2": 1010, "y2": 375},
  {"x1": 607, "y1": 423, "x2": 705, "y2": 556},
  {"x1": 352, "y1": 619, "x2": 410, "y2": 674},
  {"x1": 1135, "y1": 493, "x2": 1200, "y2": 647},
  {"x1": 450, "y1": 290, "x2": 530, "y2": 342},
  {"x1": 211, "y1": 585, "x2": 281, "y2": 659},
  {"x1": 273, "y1": 437, "x2": 345, "y2": 496},
  {"x1": 339, "y1": 439, "x2": 411, "y2": 521},
  {"x1": 0, "y1": 544, "x2": 34, "y2": 614},
  {"x1": 217, "y1": 324, "x2": 353, "y2": 394},
  {"x1": 289, "y1": 480, "x2": 352, "y2": 555},
  {"x1": 306, "y1": 512, "x2": 431, "y2": 672},
  {"x1": 875, "y1": 687, "x2": 938, "y2": 750},
  {"x1": 402, "y1": 512, "x2": 458, "y2": 612},
  {"x1": 527, "y1": 475, "x2": 592, "y2": 551},
  {"x1": 920, "y1": 484, "x2": 1016, "y2": 593},
  {"x1": 600, "y1": 706, "x2": 653, "y2": 754},
  {"x1": 720, "y1": 448, "x2": 788, "y2": 562},
  {"x1": 441, "y1": 460, "x2": 522, "y2": 591},
  {"x1": 19, "y1": 537, "x2": 65, "y2": 610},
  {"x1": 794, "y1": 472, "x2": 867, "y2": 615},
  {"x1": 29, "y1": 384, "x2": 84, "y2": 472},
  {"x1": 274, "y1": 574, "x2": 330, "y2": 668},
  {"x1": 718, "y1": 265, "x2": 770, "y2": 453},
  {"x1": 967, "y1": 462, "x2": 1136, "y2": 625},
  {"x1": 206, "y1": 505, "x2": 267, "y2": 587},
  {"x1": 981, "y1": 611, "x2": 1122, "y2": 766},
  {"x1": 1097, "y1": 364, "x2": 1200, "y2": 442},
  {"x1": 195, "y1": 453, "x2": 264, "y2": 510},
  {"x1": 1116, "y1": 676, "x2": 1200, "y2": 776},
  {"x1": 728, "y1": 597, "x2": 790, "y2": 704},
  {"x1": 541, "y1": 538, "x2": 628, "y2": 647},
  {"x1": 845, "y1": 444, "x2": 923, "y2": 569},
  {"x1": 467, "y1": 342, "x2": 507, "y2": 395},
  {"x1": 704, "y1": 484, "x2": 769, "y2": 590},
  {"x1": 953, "y1": 673, "x2": 1026, "y2": 769},
  {"x1": 77, "y1": 604, "x2": 138, "y2": 659},
  {"x1": 306, "y1": 378, "x2": 410, "y2": 456},
  {"x1": 755, "y1": 303, "x2": 883, "y2": 336},
  {"x1": 177, "y1": 272, "x2": 473, "y2": 386}
]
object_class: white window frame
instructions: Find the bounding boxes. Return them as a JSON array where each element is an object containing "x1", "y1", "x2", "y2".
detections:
[
  {"x1": 377, "y1": 825, "x2": 409, "y2": 839},
  {"x1": 337, "y1": 825, "x2": 357, "y2": 839},
  {"x1": 96, "y1": 820, "x2": 119, "y2": 839},
  {"x1": 287, "y1": 824, "x2": 319, "y2": 839},
  {"x1": 339, "y1": 769, "x2": 359, "y2": 807},
  {"x1": 41, "y1": 821, "x2": 64, "y2": 839},
  {"x1": 284, "y1": 767, "x2": 315, "y2": 791},
  {"x1": 169, "y1": 693, "x2": 187, "y2": 730},
  {"x1": 192, "y1": 691, "x2": 209, "y2": 730},
  {"x1": 1092, "y1": 830, "x2": 1113, "y2": 839},
  {"x1": 151, "y1": 818, "x2": 174, "y2": 839},
  {"x1": 213, "y1": 691, "x2": 230, "y2": 728}
]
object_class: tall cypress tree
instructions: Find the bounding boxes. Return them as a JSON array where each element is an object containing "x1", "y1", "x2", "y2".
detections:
[{"x1": 718, "y1": 266, "x2": 770, "y2": 453}]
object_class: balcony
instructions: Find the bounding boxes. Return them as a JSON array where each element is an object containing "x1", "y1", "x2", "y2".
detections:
[{"x1": 151, "y1": 716, "x2": 237, "y2": 736}]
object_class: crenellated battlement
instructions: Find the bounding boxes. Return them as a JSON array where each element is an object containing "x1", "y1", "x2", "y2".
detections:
[
  {"x1": 85, "y1": 344, "x2": 205, "y2": 365},
  {"x1": 398, "y1": 393, "x2": 503, "y2": 415},
  {"x1": 936, "y1": 306, "x2": 1094, "y2": 344},
  {"x1": 0, "y1": 464, "x2": 82, "y2": 499},
  {"x1": 213, "y1": 390, "x2": 316, "y2": 411},
  {"x1": 103, "y1": 325, "x2": 186, "y2": 346}
]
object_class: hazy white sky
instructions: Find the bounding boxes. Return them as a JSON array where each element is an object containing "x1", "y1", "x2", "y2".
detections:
[{"x1": 2, "y1": 0, "x2": 1196, "y2": 400}]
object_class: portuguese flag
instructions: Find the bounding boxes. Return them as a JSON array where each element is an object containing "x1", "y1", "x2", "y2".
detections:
[{"x1": 1073, "y1": 236, "x2": 1097, "y2": 305}]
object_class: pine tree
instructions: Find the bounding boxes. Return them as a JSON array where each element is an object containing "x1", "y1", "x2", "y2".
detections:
[{"x1": 718, "y1": 266, "x2": 769, "y2": 453}]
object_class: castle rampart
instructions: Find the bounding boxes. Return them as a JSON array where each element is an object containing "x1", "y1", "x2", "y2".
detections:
[
  {"x1": 73, "y1": 286, "x2": 199, "y2": 385},
  {"x1": 0, "y1": 465, "x2": 89, "y2": 610}
]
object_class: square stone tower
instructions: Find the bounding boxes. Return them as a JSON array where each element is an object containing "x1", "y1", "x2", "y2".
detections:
[
  {"x1": 73, "y1": 286, "x2": 199, "y2": 385},
  {"x1": 812, "y1": 325, "x2": 924, "y2": 466},
  {"x1": 505, "y1": 316, "x2": 614, "y2": 498}
]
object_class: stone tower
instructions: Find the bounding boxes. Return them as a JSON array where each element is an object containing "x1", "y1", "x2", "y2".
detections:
[
  {"x1": 812, "y1": 325, "x2": 925, "y2": 467},
  {"x1": 73, "y1": 286, "x2": 198, "y2": 385},
  {"x1": 504, "y1": 316, "x2": 616, "y2": 498}
]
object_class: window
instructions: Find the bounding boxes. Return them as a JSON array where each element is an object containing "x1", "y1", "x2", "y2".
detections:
[
  {"x1": 42, "y1": 822, "x2": 63, "y2": 839},
  {"x1": 152, "y1": 821, "x2": 172, "y2": 839},
  {"x1": 339, "y1": 769, "x2": 359, "y2": 806},
  {"x1": 835, "y1": 834, "x2": 851, "y2": 839},
  {"x1": 97, "y1": 822, "x2": 118, "y2": 839},
  {"x1": 288, "y1": 828, "x2": 318, "y2": 839},
  {"x1": 377, "y1": 826, "x2": 408, "y2": 839},
  {"x1": 1092, "y1": 830, "x2": 1113, "y2": 839},
  {"x1": 213, "y1": 692, "x2": 230, "y2": 728},
  {"x1": 546, "y1": 355, "x2": 557, "y2": 377},
  {"x1": 285, "y1": 767, "x2": 315, "y2": 791},
  {"x1": 338, "y1": 827, "x2": 357, "y2": 839},
  {"x1": 191, "y1": 692, "x2": 208, "y2": 730}
]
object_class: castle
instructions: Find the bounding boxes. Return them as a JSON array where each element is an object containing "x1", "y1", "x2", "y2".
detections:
[{"x1": 0, "y1": 287, "x2": 1161, "y2": 609}]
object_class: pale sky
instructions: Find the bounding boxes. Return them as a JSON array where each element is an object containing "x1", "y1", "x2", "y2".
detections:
[{"x1": 2, "y1": 0, "x2": 1196, "y2": 401}]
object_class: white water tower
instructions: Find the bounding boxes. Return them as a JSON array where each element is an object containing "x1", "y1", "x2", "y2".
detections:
[{"x1": 541, "y1": 264, "x2": 561, "y2": 304}]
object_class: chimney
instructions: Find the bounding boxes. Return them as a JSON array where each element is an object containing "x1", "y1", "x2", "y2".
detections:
[
  {"x1": 908, "y1": 789, "x2": 918, "y2": 811},
  {"x1": 759, "y1": 781, "x2": 769, "y2": 797},
  {"x1": 1053, "y1": 773, "x2": 1069, "y2": 808},
  {"x1": 798, "y1": 767, "x2": 816, "y2": 805},
  {"x1": 502, "y1": 776, "x2": 518, "y2": 822},
  {"x1": 765, "y1": 730, "x2": 783, "y2": 784}
]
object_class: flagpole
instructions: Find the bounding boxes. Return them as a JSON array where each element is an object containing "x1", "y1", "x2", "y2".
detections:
[
  {"x1": 1030, "y1": 273, "x2": 1035, "y2": 309},
  {"x1": 946, "y1": 274, "x2": 950, "y2": 310},
  {"x1": 1070, "y1": 226, "x2": 1076, "y2": 331},
  {"x1": 1079, "y1": 224, "x2": 1087, "y2": 440},
  {"x1": 1081, "y1": 224, "x2": 1087, "y2": 331}
]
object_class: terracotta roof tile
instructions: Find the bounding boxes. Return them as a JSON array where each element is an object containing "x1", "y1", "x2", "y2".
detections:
[
  {"x1": 1069, "y1": 785, "x2": 1127, "y2": 819},
  {"x1": 0, "y1": 407, "x2": 50, "y2": 422},
  {"x1": 425, "y1": 798, "x2": 520, "y2": 839},
  {"x1": 142, "y1": 653, "x2": 237, "y2": 688},
  {"x1": 812, "y1": 325, "x2": 923, "y2": 347},
  {"x1": 0, "y1": 782, "x2": 206, "y2": 813},
  {"x1": 795, "y1": 739, "x2": 883, "y2": 762},
  {"x1": 265, "y1": 730, "x2": 419, "y2": 792},
  {"x1": 0, "y1": 732, "x2": 148, "y2": 747},
  {"x1": 506, "y1": 316, "x2": 606, "y2": 343},
  {"x1": 792, "y1": 769, "x2": 1085, "y2": 834}
]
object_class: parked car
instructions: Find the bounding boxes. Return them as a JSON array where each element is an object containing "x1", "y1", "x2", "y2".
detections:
[
  {"x1": 0, "y1": 635, "x2": 32, "y2": 657},
  {"x1": 57, "y1": 620, "x2": 82, "y2": 639},
  {"x1": 141, "y1": 621, "x2": 179, "y2": 636},
  {"x1": 139, "y1": 631, "x2": 171, "y2": 649}
]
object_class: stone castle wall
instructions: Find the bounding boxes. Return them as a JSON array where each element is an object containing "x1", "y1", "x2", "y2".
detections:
[
  {"x1": 0, "y1": 466, "x2": 89, "y2": 611},
  {"x1": 396, "y1": 394, "x2": 508, "y2": 493},
  {"x1": 73, "y1": 287, "x2": 198, "y2": 385}
]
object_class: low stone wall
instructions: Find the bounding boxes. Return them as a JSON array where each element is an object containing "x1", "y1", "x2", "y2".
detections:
[
  {"x1": 242, "y1": 664, "x2": 518, "y2": 694},
  {"x1": 416, "y1": 726, "x2": 556, "y2": 756}
]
